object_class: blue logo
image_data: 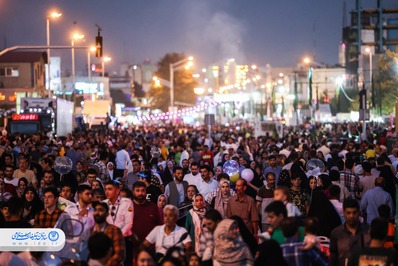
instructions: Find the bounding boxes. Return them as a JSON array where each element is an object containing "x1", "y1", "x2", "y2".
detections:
[{"x1": 48, "y1": 231, "x2": 59, "y2": 242}]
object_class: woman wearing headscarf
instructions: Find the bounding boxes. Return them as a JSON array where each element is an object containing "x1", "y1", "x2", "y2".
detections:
[
  {"x1": 230, "y1": 215, "x2": 258, "y2": 257},
  {"x1": 213, "y1": 219, "x2": 254, "y2": 266},
  {"x1": 220, "y1": 153, "x2": 230, "y2": 167},
  {"x1": 157, "y1": 194, "x2": 168, "y2": 224},
  {"x1": 22, "y1": 186, "x2": 43, "y2": 225},
  {"x1": 161, "y1": 160, "x2": 174, "y2": 185},
  {"x1": 210, "y1": 179, "x2": 233, "y2": 218},
  {"x1": 307, "y1": 190, "x2": 341, "y2": 238},
  {"x1": 291, "y1": 161, "x2": 310, "y2": 191},
  {"x1": 277, "y1": 169, "x2": 291, "y2": 188},
  {"x1": 185, "y1": 194, "x2": 207, "y2": 254},
  {"x1": 107, "y1": 162, "x2": 114, "y2": 180}
]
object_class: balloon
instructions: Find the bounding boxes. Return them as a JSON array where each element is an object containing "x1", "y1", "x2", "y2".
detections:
[
  {"x1": 230, "y1": 173, "x2": 240, "y2": 183},
  {"x1": 223, "y1": 160, "x2": 239, "y2": 180},
  {"x1": 306, "y1": 159, "x2": 325, "y2": 173},
  {"x1": 54, "y1": 156, "x2": 73, "y2": 175},
  {"x1": 150, "y1": 146, "x2": 161, "y2": 158},
  {"x1": 241, "y1": 169, "x2": 254, "y2": 183}
]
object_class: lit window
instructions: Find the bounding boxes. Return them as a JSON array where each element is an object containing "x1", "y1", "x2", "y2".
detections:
[{"x1": 0, "y1": 67, "x2": 19, "y2": 77}]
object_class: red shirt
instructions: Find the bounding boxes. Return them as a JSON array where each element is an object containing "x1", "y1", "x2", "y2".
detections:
[
  {"x1": 201, "y1": 151, "x2": 214, "y2": 167},
  {"x1": 132, "y1": 200, "x2": 162, "y2": 243}
]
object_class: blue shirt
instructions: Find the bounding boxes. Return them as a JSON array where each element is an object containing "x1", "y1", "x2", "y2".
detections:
[
  {"x1": 360, "y1": 186, "x2": 394, "y2": 224},
  {"x1": 281, "y1": 237, "x2": 328, "y2": 266},
  {"x1": 65, "y1": 149, "x2": 83, "y2": 170},
  {"x1": 263, "y1": 165, "x2": 282, "y2": 181}
]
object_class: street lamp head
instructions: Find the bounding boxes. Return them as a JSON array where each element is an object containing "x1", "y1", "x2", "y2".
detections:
[
  {"x1": 335, "y1": 76, "x2": 345, "y2": 86},
  {"x1": 73, "y1": 33, "x2": 85, "y2": 40},
  {"x1": 90, "y1": 46, "x2": 97, "y2": 52},
  {"x1": 103, "y1": 57, "x2": 111, "y2": 62},
  {"x1": 303, "y1": 57, "x2": 311, "y2": 65},
  {"x1": 185, "y1": 61, "x2": 193, "y2": 70},
  {"x1": 251, "y1": 65, "x2": 257, "y2": 70},
  {"x1": 188, "y1": 56, "x2": 194, "y2": 61},
  {"x1": 49, "y1": 11, "x2": 62, "y2": 19}
]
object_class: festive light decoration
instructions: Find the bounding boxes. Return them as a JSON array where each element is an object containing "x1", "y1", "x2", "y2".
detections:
[{"x1": 134, "y1": 100, "x2": 224, "y2": 122}]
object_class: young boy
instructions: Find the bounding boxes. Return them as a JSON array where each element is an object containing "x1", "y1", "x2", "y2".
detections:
[
  {"x1": 263, "y1": 201, "x2": 305, "y2": 244},
  {"x1": 274, "y1": 186, "x2": 301, "y2": 217}
]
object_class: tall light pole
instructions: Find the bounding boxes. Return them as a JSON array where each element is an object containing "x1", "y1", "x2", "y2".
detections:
[
  {"x1": 102, "y1": 56, "x2": 111, "y2": 77},
  {"x1": 365, "y1": 47, "x2": 372, "y2": 112},
  {"x1": 358, "y1": 78, "x2": 367, "y2": 142},
  {"x1": 303, "y1": 56, "x2": 325, "y2": 123},
  {"x1": 71, "y1": 33, "x2": 84, "y2": 93},
  {"x1": 169, "y1": 56, "x2": 193, "y2": 112},
  {"x1": 46, "y1": 11, "x2": 62, "y2": 96},
  {"x1": 88, "y1": 46, "x2": 96, "y2": 83}
]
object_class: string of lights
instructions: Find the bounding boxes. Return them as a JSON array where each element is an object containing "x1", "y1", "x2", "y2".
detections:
[{"x1": 135, "y1": 100, "x2": 224, "y2": 122}]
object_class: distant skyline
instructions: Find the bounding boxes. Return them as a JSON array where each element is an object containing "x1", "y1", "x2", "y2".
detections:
[{"x1": 0, "y1": 0, "x2": 396, "y2": 74}]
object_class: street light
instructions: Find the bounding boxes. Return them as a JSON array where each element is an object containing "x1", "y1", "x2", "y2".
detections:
[
  {"x1": 169, "y1": 56, "x2": 194, "y2": 112},
  {"x1": 71, "y1": 33, "x2": 84, "y2": 91},
  {"x1": 102, "y1": 57, "x2": 111, "y2": 77},
  {"x1": 46, "y1": 10, "x2": 62, "y2": 95},
  {"x1": 303, "y1": 56, "x2": 325, "y2": 68}
]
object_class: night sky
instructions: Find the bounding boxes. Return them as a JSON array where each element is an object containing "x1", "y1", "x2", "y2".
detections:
[{"x1": 0, "y1": 0, "x2": 396, "y2": 74}]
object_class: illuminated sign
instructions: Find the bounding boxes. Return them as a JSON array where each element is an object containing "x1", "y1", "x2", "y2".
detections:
[
  {"x1": 12, "y1": 114, "x2": 39, "y2": 120},
  {"x1": 75, "y1": 82, "x2": 104, "y2": 95}
]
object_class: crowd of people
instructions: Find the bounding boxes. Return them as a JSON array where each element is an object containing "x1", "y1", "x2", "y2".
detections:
[{"x1": 0, "y1": 121, "x2": 397, "y2": 266}]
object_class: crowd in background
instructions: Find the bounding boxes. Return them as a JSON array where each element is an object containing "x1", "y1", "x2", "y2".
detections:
[{"x1": 0, "y1": 121, "x2": 397, "y2": 266}]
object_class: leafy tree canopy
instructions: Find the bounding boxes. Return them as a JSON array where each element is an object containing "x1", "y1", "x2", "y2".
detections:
[{"x1": 146, "y1": 52, "x2": 198, "y2": 112}]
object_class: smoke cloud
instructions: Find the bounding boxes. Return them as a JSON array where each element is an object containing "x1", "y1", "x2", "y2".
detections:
[{"x1": 181, "y1": 2, "x2": 247, "y2": 65}]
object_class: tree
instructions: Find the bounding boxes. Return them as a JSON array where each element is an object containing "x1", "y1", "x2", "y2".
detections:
[
  {"x1": 373, "y1": 49, "x2": 398, "y2": 115},
  {"x1": 146, "y1": 53, "x2": 198, "y2": 112}
]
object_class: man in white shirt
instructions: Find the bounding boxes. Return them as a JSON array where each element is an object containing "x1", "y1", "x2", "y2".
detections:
[
  {"x1": 115, "y1": 145, "x2": 131, "y2": 179},
  {"x1": 144, "y1": 205, "x2": 191, "y2": 257},
  {"x1": 179, "y1": 142, "x2": 191, "y2": 167},
  {"x1": 183, "y1": 162, "x2": 201, "y2": 186},
  {"x1": 57, "y1": 184, "x2": 95, "y2": 262},
  {"x1": 3, "y1": 165, "x2": 18, "y2": 188},
  {"x1": 196, "y1": 165, "x2": 218, "y2": 198},
  {"x1": 103, "y1": 180, "x2": 134, "y2": 266}
]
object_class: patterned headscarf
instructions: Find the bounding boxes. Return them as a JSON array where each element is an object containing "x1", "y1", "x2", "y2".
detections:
[{"x1": 213, "y1": 219, "x2": 253, "y2": 265}]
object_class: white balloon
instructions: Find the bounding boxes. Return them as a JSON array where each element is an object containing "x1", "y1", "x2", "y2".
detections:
[{"x1": 241, "y1": 168, "x2": 254, "y2": 183}]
